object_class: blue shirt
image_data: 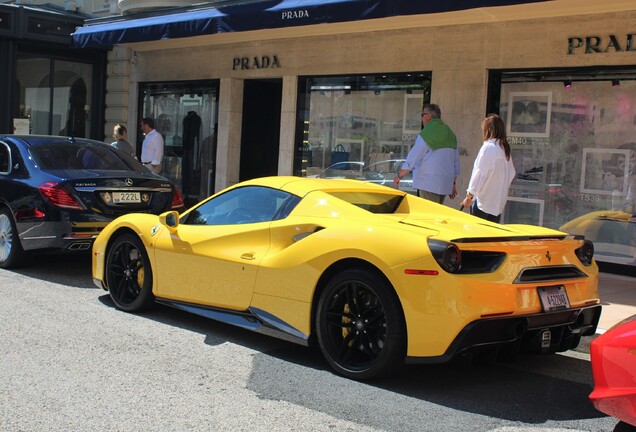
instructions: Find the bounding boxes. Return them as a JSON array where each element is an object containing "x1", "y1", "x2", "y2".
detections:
[{"x1": 401, "y1": 134, "x2": 460, "y2": 195}]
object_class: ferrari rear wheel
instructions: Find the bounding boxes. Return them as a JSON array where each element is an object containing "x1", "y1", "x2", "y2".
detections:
[
  {"x1": 316, "y1": 269, "x2": 406, "y2": 380},
  {"x1": 0, "y1": 208, "x2": 27, "y2": 269},
  {"x1": 106, "y1": 233, "x2": 154, "y2": 312}
]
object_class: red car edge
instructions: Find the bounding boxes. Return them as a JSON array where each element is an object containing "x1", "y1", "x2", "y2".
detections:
[{"x1": 590, "y1": 315, "x2": 636, "y2": 427}]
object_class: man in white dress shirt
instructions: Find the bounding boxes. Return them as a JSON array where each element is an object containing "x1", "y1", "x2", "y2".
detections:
[{"x1": 140, "y1": 117, "x2": 164, "y2": 174}]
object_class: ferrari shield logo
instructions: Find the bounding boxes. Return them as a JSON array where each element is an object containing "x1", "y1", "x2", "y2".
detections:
[{"x1": 150, "y1": 225, "x2": 160, "y2": 237}]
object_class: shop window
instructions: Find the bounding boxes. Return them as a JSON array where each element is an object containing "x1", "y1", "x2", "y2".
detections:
[
  {"x1": 295, "y1": 72, "x2": 431, "y2": 185},
  {"x1": 139, "y1": 81, "x2": 219, "y2": 203},
  {"x1": 15, "y1": 56, "x2": 93, "y2": 138},
  {"x1": 494, "y1": 69, "x2": 636, "y2": 266}
]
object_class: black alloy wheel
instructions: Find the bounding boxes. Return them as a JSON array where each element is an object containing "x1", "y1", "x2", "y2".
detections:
[
  {"x1": 316, "y1": 269, "x2": 406, "y2": 380},
  {"x1": 0, "y1": 208, "x2": 27, "y2": 269},
  {"x1": 105, "y1": 233, "x2": 155, "y2": 312}
]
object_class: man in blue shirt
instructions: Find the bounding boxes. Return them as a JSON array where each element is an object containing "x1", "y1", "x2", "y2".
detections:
[{"x1": 393, "y1": 104, "x2": 460, "y2": 204}]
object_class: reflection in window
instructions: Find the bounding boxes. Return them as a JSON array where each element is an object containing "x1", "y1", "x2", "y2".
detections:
[
  {"x1": 139, "y1": 81, "x2": 219, "y2": 201},
  {"x1": 30, "y1": 142, "x2": 138, "y2": 171},
  {"x1": 295, "y1": 73, "x2": 431, "y2": 180},
  {"x1": 16, "y1": 56, "x2": 93, "y2": 137},
  {"x1": 183, "y1": 186, "x2": 298, "y2": 226},
  {"x1": 498, "y1": 73, "x2": 636, "y2": 266}
]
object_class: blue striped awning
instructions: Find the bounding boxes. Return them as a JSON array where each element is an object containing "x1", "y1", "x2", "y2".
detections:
[{"x1": 72, "y1": 0, "x2": 552, "y2": 49}]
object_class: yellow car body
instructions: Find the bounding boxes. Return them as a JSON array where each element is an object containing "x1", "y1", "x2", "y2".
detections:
[{"x1": 92, "y1": 176, "x2": 601, "y2": 379}]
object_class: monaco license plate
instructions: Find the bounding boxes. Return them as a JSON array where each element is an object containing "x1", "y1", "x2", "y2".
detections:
[
  {"x1": 538, "y1": 285, "x2": 570, "y2": 312},
  {"x1": 112, "y1": 192, "x2": 141, "y2": 204}
]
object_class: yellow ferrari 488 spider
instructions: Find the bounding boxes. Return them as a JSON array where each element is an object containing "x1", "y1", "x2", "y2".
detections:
[{"x1": 92, "y1": 176, "x2": 601, "y2": 380}]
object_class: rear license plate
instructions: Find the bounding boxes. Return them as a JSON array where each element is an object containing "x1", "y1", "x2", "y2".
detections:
[
  {"x1": 538, "y1": 285, "x2": 570, "y2": 312},
  {"x1": 112, "y1": 192, "x2": 141, "y2": 204}
]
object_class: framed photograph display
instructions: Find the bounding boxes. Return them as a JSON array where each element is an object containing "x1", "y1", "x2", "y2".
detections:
[
  {"x1": 379, "y1": 141, "x2": 411, "y2": 159},
  {"x1": 402, "y1": 94, "x2": 424, "y2": 135},
  {"x1": 502, "y1": 197, "x2": 545, "y2": 226},
  {"x1": 506, "y1": 92, "x2": 552, "y2": 138},
  {"x1": 580, "y1": 148, "x2": 630, "y2": 195}
]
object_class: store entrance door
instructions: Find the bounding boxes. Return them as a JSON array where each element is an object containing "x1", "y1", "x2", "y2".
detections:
[{"x1": 239, "y1": 79, "x2": 282, "y2": 181}]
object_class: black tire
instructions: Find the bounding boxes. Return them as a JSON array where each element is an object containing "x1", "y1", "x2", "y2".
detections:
[
  {"x1": 105, "y1": 233, "x2": 155, "y2": 312},
  {"x1": 315, "y1": 269, "x2": 406, "y2": 380},
  {"x1": 0, "y1": 207, "x2": 27, "y2": 269}
]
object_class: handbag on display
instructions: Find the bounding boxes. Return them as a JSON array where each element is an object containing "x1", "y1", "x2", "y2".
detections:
[
  {"x1": 330, "y1": 143, "x2": 350, "y2": 167},
  {"x1": 368, "y1": 146, "x2": 394, "y2": 172}
]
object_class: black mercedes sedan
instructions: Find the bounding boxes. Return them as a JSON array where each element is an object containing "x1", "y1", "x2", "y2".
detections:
[{"x1": 0, "y1": 135, "x2": 184, "y2": 269}]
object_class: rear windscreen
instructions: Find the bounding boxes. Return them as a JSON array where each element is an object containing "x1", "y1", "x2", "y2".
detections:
[
  {"x1": 31, "y1": 142, "x2": 138, "y2": 171},
  {"x1": 327, "y1": 191, "x2": 404, "y2": 214}
]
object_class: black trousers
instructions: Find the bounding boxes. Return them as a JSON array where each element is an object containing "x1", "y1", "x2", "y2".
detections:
[{"x1": 470, "y1": 201, "x2": 501, "y2": 223}]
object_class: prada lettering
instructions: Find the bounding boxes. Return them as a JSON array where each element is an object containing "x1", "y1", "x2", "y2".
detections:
[
  {"x1": 232, "y1": 55, "x2": 281, "y2": 70},
  {"x1": 282, "y1": 9, "x2": 309, "y2": 20},
  {"x1": 568, "y1": 34, "x2": 636, "y2": 54}
]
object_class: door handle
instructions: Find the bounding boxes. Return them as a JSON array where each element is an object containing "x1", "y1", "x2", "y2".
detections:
[{"x1": 241, "y1": 252, "x2": 256, "y2": 260}]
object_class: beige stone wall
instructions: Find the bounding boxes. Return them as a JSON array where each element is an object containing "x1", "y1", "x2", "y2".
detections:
[{"x1": 103, "y1": 9, "x2": 636, "y2": 193}]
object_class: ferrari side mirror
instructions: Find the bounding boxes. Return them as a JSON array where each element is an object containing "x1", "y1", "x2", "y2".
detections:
[{"x1": 159, "y1": 211, "x2": 180, "y2": 230}]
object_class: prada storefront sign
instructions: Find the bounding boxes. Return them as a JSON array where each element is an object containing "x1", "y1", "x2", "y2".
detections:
[
  {"x1": 232, "y1": 55, "x2": 281, "y2": 70},
  {"x1": 568, "y1": 34, "x2": 636, "y2": 54}
]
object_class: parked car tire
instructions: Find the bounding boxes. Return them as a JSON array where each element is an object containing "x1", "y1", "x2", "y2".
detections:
[
  {"x1": 0, "y1": 207, "x2": 27, "y2": 269},
  {"x1": 105, "y1": 233, "x2": 155, "y2": 312},
  {"x1": 315, "y1": 268, "x2": 406, "y2": 380}
]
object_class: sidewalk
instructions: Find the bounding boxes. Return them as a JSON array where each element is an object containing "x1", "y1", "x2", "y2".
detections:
[{"x1": 597, "y1": 272, "x2": 635, "y2": 332}]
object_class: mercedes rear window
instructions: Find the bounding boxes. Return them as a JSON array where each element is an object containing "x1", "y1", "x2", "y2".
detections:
[{"x1": 30, "y1": 142, "x2": 136, "y2": 171}]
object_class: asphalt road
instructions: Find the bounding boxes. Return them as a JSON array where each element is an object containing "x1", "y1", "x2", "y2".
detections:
[{"x1": 0, "y1": 252, "x2": 621, "y2": 432}]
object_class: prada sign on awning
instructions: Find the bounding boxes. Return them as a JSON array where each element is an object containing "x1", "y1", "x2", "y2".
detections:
[{"x1": 72, "y1": 0, "x2": 552, "y2": 49}]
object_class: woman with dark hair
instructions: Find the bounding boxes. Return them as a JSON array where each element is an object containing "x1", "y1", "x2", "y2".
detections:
[{"x1": 460, "y1": 114, "x2": 516, "y2": 223}]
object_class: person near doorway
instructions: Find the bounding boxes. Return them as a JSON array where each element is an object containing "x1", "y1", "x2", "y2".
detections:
[
  {"x1": 140, "y1": 117, "x2": 164, "y2": 174},
  {"x1": 393, "y1": 103, "x2": 460, "y2": 204},
  {"x1": 111, "y1": 124, "x2": 135, "y2": 158},
  {"x1": 460, "y1": 113, "x2": 515, "y2": 223}
]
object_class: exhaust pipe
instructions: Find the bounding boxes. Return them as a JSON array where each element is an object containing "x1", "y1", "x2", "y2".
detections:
[
  {"x1": 67, "y1": 242, "x2": 91, "y2": 251},
  {"x1": 507, "y1": 320, "x2": 527, "y2": 339}
]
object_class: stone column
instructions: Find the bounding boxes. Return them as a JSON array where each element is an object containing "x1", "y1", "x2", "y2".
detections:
[
  {"x1": 105, "y1": 46, "x2": 133, "y2": 144},
  {"x1": 216, "y1": 77, "x2": 243, "y2": 191},
  {"x1": 278, "y1": 75, "x2": 298, "y2": 176}
]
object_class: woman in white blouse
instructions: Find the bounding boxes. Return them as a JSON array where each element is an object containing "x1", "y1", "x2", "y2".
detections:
[{"x1": 460, "y1": 114, "x2": 516, "y2": 223}]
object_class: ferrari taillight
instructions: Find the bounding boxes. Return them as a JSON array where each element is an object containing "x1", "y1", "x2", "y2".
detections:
[
  {"x1": 171, "y1": 186, "x2": 184, "y2": 209},
  {"x1": 575, "y1": 240, "x2": 594, "y2": 266},
  {"x1": 428, "y1": 239, "x2": 462, "y2": 273},
  {"x1": 38, "y1": 182, "x2": 85, "y2": 210}
]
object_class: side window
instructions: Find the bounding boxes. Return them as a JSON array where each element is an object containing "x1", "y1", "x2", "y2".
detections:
[
  {"x1": 0, "y1": 142, "x2": 11, "y2": 174},
  {"x1": 182, "y1": 186, "x2": 299, "y2": 226}
]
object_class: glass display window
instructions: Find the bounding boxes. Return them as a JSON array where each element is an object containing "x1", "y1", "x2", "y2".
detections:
[
  {"x1": 295, "y1": 72, "x2": 431, "y2": 184},
  {"x1": 496, "y1": 70, "x2": 636, "y2": 266},
  {"x1": 16, "y1": 55, "x2": 93, "y2": 137},
  {"x1": 139, "y1": 80, "x2": 219, "y2": 204}
]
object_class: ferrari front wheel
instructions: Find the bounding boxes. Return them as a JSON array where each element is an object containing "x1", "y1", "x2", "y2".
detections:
[
  {"x1": 105, "y1": 233, "x2": 154, "y2": 312},
  {"x1": 316, "y1": 269, "x2": 406, "y2": 380}
]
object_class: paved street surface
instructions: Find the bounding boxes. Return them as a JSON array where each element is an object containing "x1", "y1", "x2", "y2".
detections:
[{"x1": 0, "y1": 253, "x2": 627, "y2": 432}]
